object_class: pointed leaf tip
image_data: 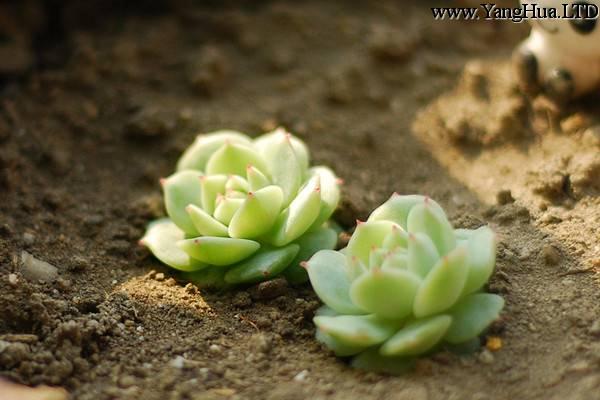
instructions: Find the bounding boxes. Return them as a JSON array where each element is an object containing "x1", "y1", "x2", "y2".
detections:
[{"x1": 268, "y1": 177, "x2": 321, "y2": 246}]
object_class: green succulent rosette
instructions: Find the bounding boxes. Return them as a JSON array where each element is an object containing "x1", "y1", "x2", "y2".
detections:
[
  {"x1": 140, "y1": 129, "x2": 340, "y2": 287},
  {"x1": 305, "y1": 194, "x2": 504, "y2": 374}
]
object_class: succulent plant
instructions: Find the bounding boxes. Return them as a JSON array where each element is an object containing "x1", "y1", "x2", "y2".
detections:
[
  {"x1": 305, "y1": 194, "x2": 504, "y2": 374},
  {"x1": 140, "y1": 129, "x2": 341, "y2": 287}
]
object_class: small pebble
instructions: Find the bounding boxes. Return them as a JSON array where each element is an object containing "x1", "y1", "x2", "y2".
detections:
[
  {"x1": 68, "y1": 255, "x2": 89, "y2": 272},
  {"x1": 293, "y1": 370, "x2": 309, "y2": 382},
  {"x1": 20, "y1": 251, "x2": 58, "y2": 282},
  {"x1": 169, "y1": 356, "x2": 185, "y2": 369},
  {"x1": 8, "y1": 273, "x2": 18, "y2": 286},
  {"x1": 22, "y1": 232, "x2": 35, "y2": 245},
  {"x1": 541, "y1": 245, "x2": 561, "y2": 266},
  {"x1": 155, "y1": 273, "x2": 165, "y2": 281},
  {"x1": 209, "y1": 344, "x2": 221, "y2": 354},
  {"x1": 478, "y1": 349, "x2": 495, "y2": 364},
  {"x1": 250, "y1": 278, "x2": 288, "y2": 300}
]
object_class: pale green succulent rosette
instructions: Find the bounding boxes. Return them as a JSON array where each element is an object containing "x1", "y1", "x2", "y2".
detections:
[
  {"x1": 306, "y1": 194, "x2": 504, "y2": 374},
  {"x1": 140, "y1": 128, "x2": 340, "y2": 287}
]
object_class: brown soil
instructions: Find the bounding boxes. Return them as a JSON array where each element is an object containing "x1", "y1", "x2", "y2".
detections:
[{"x1": 1, "y1": 1, "x2": 599, "y2": 399}]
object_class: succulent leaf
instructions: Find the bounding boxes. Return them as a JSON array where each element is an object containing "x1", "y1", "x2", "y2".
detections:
[
  {"x1": 224, "y1": 244, "x2": 299, "y2": 284},
  {"x1": 314, "y1": 314, "x2": 400, "y2": 347},
  {"x1": 444, "y1": 293, "x2": 504, "y2": 344},
  {"x1": 413, "y1": 246, "x2": 468, "y2": 318},
  {"x1": 347, "y1": 220, "x2": 400, "y2": 265},
  {"x1": 407, "y1": 232, "x2": 440, "y2": 278},
  {"x1": 254, "y1": 128, "x2": 310, "y2": 172},
  {"x1": 177, "y1": 236, "x2": 260, "y2": 266},
  {"x1": 200, "y1": 174, "x2": 228, "y2": 215},
  {"x1": 257, "y1": 130, "x2": 303, "y2": 207},
  {"x1": 306, "y1": 250, "x2": 365, "y2": 314},
  {"x1": 380, "y1": 315, "x2": 452, "y2": 357},
  {"x1": 316, "y1": 329, "x2": 366, "y2": 356},
  {"x1": 381, "y1": 250, "x2": 408, "y2": 271},
  {"x1": 350, "y1": 269, "x2": 421, "y2": 320},
  {"x1": 213, "y1": 197, "x2": 244, "y2": 225},
  {"x1": 461, "y1": 226, "x2": 496, "y2": 296},
  {"x1": 454, "y1": 228, "x2": 474, "y2": 241},
  {"x1": 382, "y1": 225, "x2": 408, "y2": 250},
  {"x1": 163, "y1": 171, "x2": 204, "y2": 236},
  {"x1": 246, "y1": 164, "x2": 271, "y2": 191},
  {"x1": 228, "y1": 186, "x2": 284, "y2": 239},
  {"x1": 140, "y1": 219, "x2": 207, "y2": 272},
  {"x1": 368, "y1": 194, "x2": 446, "y2": 230},
  {"x1": 347, "y1": 255, "x2": 368, "y2": 280},
  {"x1": 186, "y1": 204, "x2": 229, "y2": 237},
  {"x1": 269, "y1": 176, "x2": 322, "y2": 246},
  {"x1": 225, "y1": 175, "x2": 250, "y2": 192},
  {"x1": 368, "y1": 247, "x2": 387, "y2": 269},
  {"x1": 407, "y1": 202, "x2": 456, "y2": 256},
  {"x1": 176, "y1": 130, "x2": 253, "y2": 172},
  {"x1": 284, "y1": 227, "x2": 338, "y2": 284},
  {"x1": 315, "y1": 305, "x2": 339, "y2": 317},
  {"x1": 308, "y1": 166, "x2": 341, "y2": 230},
  {"x1": 205, "y1": 142, "x2": 267, "y2": 177}
]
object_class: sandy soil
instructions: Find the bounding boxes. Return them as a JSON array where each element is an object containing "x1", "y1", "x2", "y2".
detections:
[{"x1": 1, "y1": 1, "x2": 599, "y2": 399}]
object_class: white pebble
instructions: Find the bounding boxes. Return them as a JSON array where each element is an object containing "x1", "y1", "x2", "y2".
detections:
[
  {"x1": 170, "y1": 356, "x2": 185, "y2": 369},
  {"x1": 293, "y1": 370, "x2": 309, "y2": 381},
  {"x1": 20, "y1": 251, "x2": 58, "y2": 282},
  {"x1": 22, "y1": 232, "x2": 35, "y2": 245}
]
